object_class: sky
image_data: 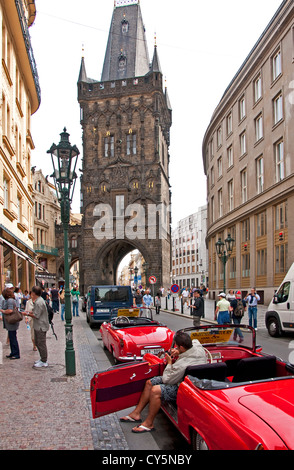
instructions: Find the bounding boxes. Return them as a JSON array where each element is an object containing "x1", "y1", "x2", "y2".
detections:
[{"x1": 29, "y1": 0, "x2": 283, "y2": 228}]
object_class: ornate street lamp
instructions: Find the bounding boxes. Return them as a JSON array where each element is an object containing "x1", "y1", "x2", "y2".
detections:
[
  {"x1": 215, "y1": 233, "x2": 235, "y2": 293},
  {"x1": 47, "y1": 128, "x2": 79, "y2": 376}
]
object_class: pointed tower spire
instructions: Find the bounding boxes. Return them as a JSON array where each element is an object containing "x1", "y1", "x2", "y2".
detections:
[
  {"x1": 151, "y1": 43, "x2": 162, "y2": 74},
  {"x1": 101, "y1": 2, "x2": 149, "y2": 81},
  {"x1": 78, "y1": 56, "x2": 88, "y2": 83}
]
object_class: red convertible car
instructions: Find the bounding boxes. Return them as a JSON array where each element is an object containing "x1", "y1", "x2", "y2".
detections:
[
  {"x1": 99, "y1": 307, "x2": 174, "y2": 363},
  {"x1": 91, "y1": 324, "x2": 294, "y2": 450}
]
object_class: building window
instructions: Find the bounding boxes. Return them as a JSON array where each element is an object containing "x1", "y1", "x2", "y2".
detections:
[
  {"x1": 241, "y1": 219, "x2": 250, "y2": 243},
  {"x1": 240, "y1": 132, "x2": 246, "y2": 156},
  {"x1": 217, "y1": 156, "x2": 222, "y2": 178},
  {"x1": 226, "y1": 112, "x2": 232, "y2": 136},
  {"x1": 275, "y1": 244, "x2": 288, "y2": 274},
  {"x1": 227, "y1": 145, "x2": 233, "y2": 168},
  {"x1": 256, "y1": 211, "x2": 267, "y2": 237},
  {"x1": 3, "y1": 177, "x2": 9, "y2": 209},
  {"x1": 218, "y1": 189, "x2": 223, "y2": 217},
  {"x1": 239, "y1": 95, "x2": 246, "y2": 121},
  {"x1": 242, "y1": 254, "x2": 250, "y2": 278},
  {"x1": 275, "y1": 201, "x2": 287, "y2": 230},
  {"x1": 210, "y1": 166, "x2": 215, "y2": 187},
  {"x1": 17, "y1": 194, "x2": 21, "y2": 223},
  {"x1": 104, "y1": 135, "x2": 114, "y2": 157},
  {"x1": 126, "y1": 132, "x2": 137, "y2": 155},
  {"x1": 217, "y1": 126, "x2": 222, "y2": 148},
  {"x1": 228, "y1": 180, "x2": 234, "y2": 211},
  {"x1": 275, "y1": 139, "x2": 284, "y2": 182},
  {"x1": 255, "y1": 114, "x2": 263, "y2": 142},
  {"x1": 241, "y1": 169, "x2": 247, "y2": 204},
  {"x1": 273, "y1": 92, "x2": 283, "y2": 125},
  {"x1": 254, "y1": 75, "x2": 262, "y2": 103},
  {"x1": 257, "y1": 249, "x2": 267, "y2": 276},
  {"x1": 256, "y1": 156, "x2": 264, "y2": 194},
  {"x1": 272, "y1": 49, "x2": 282, "y2": 81},
  {"x1": 211, "y1": 196, "x2": 215, "y2": 223}
]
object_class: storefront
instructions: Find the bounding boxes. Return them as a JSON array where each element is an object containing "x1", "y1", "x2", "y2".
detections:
[{"x1": 0, "y1": 231, "x2": 48, "y2": 291}]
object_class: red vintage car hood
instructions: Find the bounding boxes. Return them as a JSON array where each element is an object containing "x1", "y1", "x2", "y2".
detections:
[
  {"x1": 239, "y1": 386, "x2": 294, "y2": 448},
  {"x1": 120, "y1": 325, "x2": 171, "y2": 346}
]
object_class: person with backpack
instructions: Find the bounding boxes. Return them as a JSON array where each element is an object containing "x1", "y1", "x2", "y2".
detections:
[{"x1": 230, "y1": 291, "x2": 246, "y2": 343}]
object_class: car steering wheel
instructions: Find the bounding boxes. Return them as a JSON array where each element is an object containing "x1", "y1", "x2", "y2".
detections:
[{"x1": 115, "y1": 316, "x2": 130, "y2": 325}]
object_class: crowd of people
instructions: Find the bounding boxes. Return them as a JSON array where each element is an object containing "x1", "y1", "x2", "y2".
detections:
[
  {"x1": 0, "y1": 282, "x2": 81, "y2": 368},
  {"x1": 214, "y1": 288, "x2": 261, "y2": 333}
]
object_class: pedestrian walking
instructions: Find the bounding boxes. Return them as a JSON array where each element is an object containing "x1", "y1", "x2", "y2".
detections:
[
  {"x1": 190, "y1": 289, "x2": 204, "y2": 327},
  {"x1": 25, "y1": 286, "x2": 50, "y2": 368},
  {"x1": 182, "y1": 287, "x2": 190, "y2": 309},
  {"x1": 155, "y1": 293, "x2": 161, "y2": 315},
  {"x1": 214, "y1": 293, "x2": 231, "y2": 324},
  {"x1": 0, "y1": 287, "x2": 21, "y2": 359},
  {"x1": 133, "y1": 288, "x2": 143, "y2": 309},
  {"x1": 71, "y1": 286, "x2": 80, "y2": 317},
  {"x1": 143, "y1": 289, "x2": 153, "y2": 309},
  {"x1": 50, "y1": 284, "x2": 60, "y2": 314},
  {"x1": 230, "y1": 291, "x2": 246, "y2": 342},
  {"x1": 59, "y1": 286, "x2": 65, "y2": 321},
  {"x1": 245, "y1": 288, "x2": 260, "y2": 330}
]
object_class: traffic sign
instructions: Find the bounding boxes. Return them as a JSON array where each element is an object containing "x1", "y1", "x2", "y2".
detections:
[
  {"x1": 171, "y1": 284, "x2": 180, "y2": 294},
  {"x1": 149, "y1": 276, "x2": 157, "y2": 284}
]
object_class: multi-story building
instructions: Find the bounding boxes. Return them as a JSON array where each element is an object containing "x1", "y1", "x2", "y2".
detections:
[
  {"x1": 0, "y1": 0, "x2": 41, "y2": 290},
  {"x1": 202, "y1": 0, "x2": 294, "y2": 304},
  {"x1": 172, "y1": 206, "x2": 208, "y2": 290},
  {"x1": 32, "y1": 168, "x2": 60, "y2": 287}
]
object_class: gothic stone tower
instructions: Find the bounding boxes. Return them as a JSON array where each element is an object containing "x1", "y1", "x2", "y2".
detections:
[{"x1": 77, "y1": 0, "x2": 172, "y2": 291}]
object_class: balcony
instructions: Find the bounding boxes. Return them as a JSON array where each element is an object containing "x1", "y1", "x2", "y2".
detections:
[{"x1": 34, "y1": 244, "x2": 59, "y2": 256}]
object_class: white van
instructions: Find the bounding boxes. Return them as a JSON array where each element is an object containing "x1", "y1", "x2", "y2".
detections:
[{"x1": 265, "y1": 263, "x2": 294, "y2": 337}]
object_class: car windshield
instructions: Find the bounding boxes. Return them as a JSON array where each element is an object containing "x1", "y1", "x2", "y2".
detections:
[
  {"x1": 109, "y1": 307, "x2": 155, "y2": 326},
  {"x1": 94, "y1": 287, "x2": 130, "y2": 303},
  {"x1": 179, "y1": 325, "x2": 255, "y2": 352}
]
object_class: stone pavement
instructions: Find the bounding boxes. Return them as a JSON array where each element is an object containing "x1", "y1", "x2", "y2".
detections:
[{"x1": 0, "y1": 309, "x2": 129, "y2": 451}]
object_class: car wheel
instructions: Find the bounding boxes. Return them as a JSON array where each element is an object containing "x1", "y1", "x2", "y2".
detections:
[
  {"x1": 192, "y1": 430, "x2": 209, "y2": 450},
  {"x1": 267, "y1": 317, "x2": 281, "y2": 337}
]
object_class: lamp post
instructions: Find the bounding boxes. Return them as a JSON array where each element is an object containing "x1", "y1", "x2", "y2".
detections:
[
  {"x1": 215, "y1": 233, "x2": 235, "y2": 293},
  {"x1": 47, "y1": 128, "x2": 79, "y2": 376}
]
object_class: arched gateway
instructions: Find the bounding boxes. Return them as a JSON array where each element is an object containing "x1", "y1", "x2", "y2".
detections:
[{"x1": 76, "y1": 1, "x2": 172, "y2": 293}]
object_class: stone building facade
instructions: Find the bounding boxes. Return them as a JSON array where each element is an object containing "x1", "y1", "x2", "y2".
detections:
[
  {"x1": 0, "y1": 0, "x2": 40, "y2": 290},
  {"x1": 202, "y1": 0, "x2": 294, "y2": 304},
  {"x1": 77, "y1": 1, "x2": 172, "y2": 293}
]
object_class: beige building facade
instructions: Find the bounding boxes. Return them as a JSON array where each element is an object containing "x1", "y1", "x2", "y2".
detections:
[
  {"x1": 32, "y1": 168, "x2": 60, "y2": 287},
  {"x1": 202, "y1": 0, "x2": 294, "y2": 304},
  {"x1": 0, "y1": 0, "x2": 41, "y2": 290}
]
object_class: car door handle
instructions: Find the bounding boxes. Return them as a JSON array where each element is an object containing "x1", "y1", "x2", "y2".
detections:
[{"x1": 130, "y1": 373, "x2": 136, "y2": 380}]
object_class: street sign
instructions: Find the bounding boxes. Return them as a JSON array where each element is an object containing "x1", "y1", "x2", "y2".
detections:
[
  {"x1": 171, "y1": 284, "x2": 180, "y2": 294},
  {"x1": 149, "y1": 276, "x2": 157, "y2": 284}
]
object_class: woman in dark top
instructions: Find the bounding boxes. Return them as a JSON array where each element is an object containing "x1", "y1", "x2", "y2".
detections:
[{"x1": 0, "y1": 288, "x2": 21, "y2": 359}]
